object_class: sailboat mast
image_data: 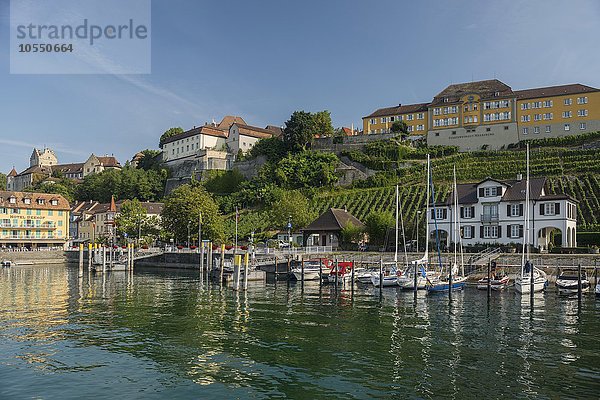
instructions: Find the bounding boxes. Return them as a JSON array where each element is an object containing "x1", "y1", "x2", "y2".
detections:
[
  {"x1": 521, "y1": 144, "x2": 530, "y2": 276},
  {"x1": 395, "y1": 185, "x2": 399, "y2": 263},
  {"x1": 425, "y1": 155, "x2": 430, "y2": 259},
  {"x1": 453, "y1": 165, "x2": 458, "y2": 268},
  {"x1": 399, "y1": 187, "x2": 409, "y2": 267},
  {"x1": 526, "y1": 144, "x2": 530, "y2": 262}
]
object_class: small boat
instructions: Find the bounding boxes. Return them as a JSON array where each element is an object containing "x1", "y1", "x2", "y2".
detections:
[
  {"x1": 327, "y1": 261, "x2": 354, "y2": 284},
  {"x1": 477, "y1": 274, "x2": 510, "y2": 290},
  {"x1": 515, "y1": 263, "x2": 547, "y2": 294},
  {"x1": 556, "y1": 270, "x2": 590, "y2": 294},
  {"x1": 426, "y1": 275, "x2": 467, "y2": 292},
  {"x1": 291, "y1": 260, "x2": 324, "y2": 281},
  {"x1": 371, "y1": 266, "x2": 402, "y2": 287},
  {"x1": 356, "y1": 269, "x2": 375, "y2": 284}
]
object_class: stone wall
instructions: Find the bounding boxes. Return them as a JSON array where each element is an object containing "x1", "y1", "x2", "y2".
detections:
[
  {"x1": 232, "y1": 156, "x2": 267, "y2": 179},
  {"x1": 1, "y1": 249, "x2": 66, "y2": 265}
]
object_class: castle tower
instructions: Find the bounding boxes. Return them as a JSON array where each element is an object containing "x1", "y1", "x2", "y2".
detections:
[{"x1": 30, "y1": 148, "x2": 58, "y2": 167}]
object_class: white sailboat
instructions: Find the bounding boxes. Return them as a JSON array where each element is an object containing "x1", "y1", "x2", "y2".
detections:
[
  {"x1": 398, "y1": 155, "x2": 439, "y2": 289},
  {"x1": 515, "y1": 144, "x2": 547, "y2": 294}
]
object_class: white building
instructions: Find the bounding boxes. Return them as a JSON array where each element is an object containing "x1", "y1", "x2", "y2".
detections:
[
  {"x1": 429, "y1": 177, "x2": 577, "y2": 250},
  {"x1": 227, "y1": 123, "x2": 275, "y2": 155}
]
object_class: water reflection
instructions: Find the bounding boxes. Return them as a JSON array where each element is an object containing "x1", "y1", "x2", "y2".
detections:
[{"x1": 0, "y1": 265, "x2": 599, "y2": 399}]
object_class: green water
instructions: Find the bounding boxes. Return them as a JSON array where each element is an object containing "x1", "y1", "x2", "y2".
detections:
[{"x1": 0, "y1": 265, "x2": 599, "y2": 399}]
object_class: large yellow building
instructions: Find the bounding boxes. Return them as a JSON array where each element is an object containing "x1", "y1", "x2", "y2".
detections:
[
  {"x1": 363, "y1": 80, "x2": 600, "y2": 150},
  {"x1": 0, "y1": 191, "x2": 70, "y2": 249}
]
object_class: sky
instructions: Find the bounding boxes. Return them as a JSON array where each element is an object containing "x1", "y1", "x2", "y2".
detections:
[{"x1": 0, "y1": 0, "x2": 599, "y2": 173}]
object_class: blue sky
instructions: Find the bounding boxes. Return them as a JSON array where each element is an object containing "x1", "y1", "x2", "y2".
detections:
[{"x1": 1, "y1": 0, "x2": 599, "y2": 173}]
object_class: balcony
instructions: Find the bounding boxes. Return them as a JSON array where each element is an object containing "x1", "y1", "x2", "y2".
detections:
[{"x1": 480, "y1": 214, "x2": 499, "y2": 223}]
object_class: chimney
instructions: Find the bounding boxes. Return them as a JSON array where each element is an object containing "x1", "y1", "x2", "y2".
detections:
[{"x1": 516, "y1": 173, "x2": 523, "y2": 181}]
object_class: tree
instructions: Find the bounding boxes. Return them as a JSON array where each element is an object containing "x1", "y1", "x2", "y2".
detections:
[
  {"x1": 159, "y1": 127, "x2": 184, "y2": 149},
  {"x1": 247, "y1": 136, "x2": 287, "y2": 162},
  {"x1": 272, "y1": 151, "x2": 339, "y2": 189},
  {"x1": 313, "y1": 110, "x2": 334, "y2": 137},
  {"x1": 161, "y1": 183, "x2": 225, "y2": 244},
  {"x1": 365, "y1": 211, "x2": 394, "y2": 246},
  {"x1": 25, "y1": 178, "x2": 77, "y2": 202},
  {"x1": 114, "y1": 199, "x2": 160, "y2": 241},
  {"x1": 340, "y1": 222, "x2": 364, "y2": 249},
  {"x1": 0, "y1": 173, "x2": 6, "y2": 191},
  {"x1": 283, "y1": 111, "x2": 316, "y2": 152},
  {"x1": 268, "y1": 189, "x2": 316, "y2": 231},
  {"x1": 136, "y1": 149, "x2": 163, "y2": 170},
  {"x1": 75, "y1": 166, "x2": 167, "y2": 202},
  {"x1": 391, "y1": 120, "x2": 409, "y2": 135}
]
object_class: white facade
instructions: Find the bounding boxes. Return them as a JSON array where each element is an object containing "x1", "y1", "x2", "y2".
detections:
[
  {"x1": 227, "y1": 124, "x2": 272, "y2": 155},
  {"x1": 162, "y1": 130, "x2": 226, "y2": 163},
  {"x1": 428, "y1": 178, "x2": 577, "y2": 250}
]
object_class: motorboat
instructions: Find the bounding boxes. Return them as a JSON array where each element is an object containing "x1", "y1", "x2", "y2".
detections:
[
  {"x1": 555, "y1": 270, "x2": 590, "y2": 294},
  {"x1": 477, "y1": 273, "x2": 510, "y2": 290},
  {"x1": 327, "y1": 261, "x2": 354, "y2": 284},
  {"x1": 291, "y1": 259, "x2": 325, "y2": 281}
]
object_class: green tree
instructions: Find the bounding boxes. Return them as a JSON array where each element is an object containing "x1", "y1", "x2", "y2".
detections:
[
  {"x1": 25, "y1": 178, "x2": 77, "y2": 202},
  {"x1": 161, "y1": 183, "x2": 225, "y2": 244},
  {"x1": 75, "y1": 166, "x2": 167, "y2": 202},
  {"x1": 203, "y1": 169, "x2": 246, "y2": 195},
  {"x1": 283, "y1": 111, "x2": 316, "y2": 152},
  {"x1": 273, "y1": 151, "x2": 339, "y2": 189},
  {"x1": 268, "y1": 189, "x2": 316, "y2": 231},
  {"x1": 159, "y1": 127, "x2": 184, "y2": 149},
  {"x1": 0, "y1": 172, "x2": 6, "y2": 190},
  {"x1": 340, "y1": 222, "x2": 364, "y2": 249},
  {"x1": 365, "y1": 211, "x2": 394, "y2": 246},
  {"x1": 391, "y1": 120, "x2": 409, "y2": 135},
  {"x1": 247, "y1": 136, "x2": 287, "y2": 162},
  {"x1": 114, "y1": 199, "x2": 160, "y2": 241},
  {"x1": 313, "y1": 110, "x2": 334, "y2": 137},
  {"x1": 136, "y1": 149, "x2": 163, "y2": 170}
]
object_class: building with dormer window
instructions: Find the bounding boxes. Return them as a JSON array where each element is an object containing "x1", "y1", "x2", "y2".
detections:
[{"x1": 428, "y1": 176, "x2": 577, "y2": 250}]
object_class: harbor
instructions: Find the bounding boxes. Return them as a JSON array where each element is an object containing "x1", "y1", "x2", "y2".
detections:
[{"x1": 0, "y1": 262, "x2": 598, "y2": 399}]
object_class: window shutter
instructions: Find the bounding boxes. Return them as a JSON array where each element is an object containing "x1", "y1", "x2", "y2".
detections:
[
  {"x1": 497, "y1": 226, "x2": 502, "y2": 238},
  {"x1": 519, "y1": 225, "x2": 524, "y2": 238},
  {"x1": 507, "y1": 204, "x2": 511, "y2": 216},
  {"x1": 431, "y1": 209, "x2": 435, "y2": 220},
  {"x1": 480, "y1": 226, "x2": 484, "y2": 238},
  {"x1": 539, "y1": 203, "x2": 545, "y2": 215},
  {"x1": 555, "y1": 203, "x2": 560, "y2": 214},
  {"x1": 443, "y1": 209, "x2": 447, "y2": 219},
  {"x1": 519, "y1": 204, "x2": 523, "y2": 217},
  {"x1": 471, "y1": 206, "x2": 475, "y2": 217},
  {"x1": 479, "y1": 188, "x2": 484, "y2": 197},
  {"x1": 470, "y1": 226, "x2": 475, "y2": 239},
  {"x1": 496, "y1": 186, "x2": 502, "y2": 195},
  {"x1": 460, "y1": 207, "x2": 464, "y2": 218}
]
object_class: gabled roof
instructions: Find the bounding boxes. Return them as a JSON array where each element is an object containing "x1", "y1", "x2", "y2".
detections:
[
  {"x1": 440, "y1": 177, "x2": 556, "y2": 205},
  {"x1": 96, "y1": 156, "x2": 121, "y2": 168},
  {"x1": 302, "y1": 208, "x2": 365, "y2": 232},
  {"x1": 232, "y1": 123, "x2": 275, "y2": 139},
  {"x1": 265, "y1": 125, "x2": 284, "y2": 137},
  {"x1": 7, "y1": 168, "x2": 17, "y2": 177},
  {"x1": 0, "y1": 191, "x2": 70, "y2": 210},
  {"x1": 364, "y1": 102, "x2": 429, "y2": 119},
  {"x1": 52, "y1": 163, "x2": 84, "y2": 174},
  {"x1": 163, "y1": 125, "x2": 228, "y2": 145},
  {"x1": 514, "y1": 84, "x2": 599, "y2": 100},
  {"x1": 501, "y1": 178, "x2": 546, "y2": 201},
  {"x1": 430, "y1": 79, "x2": 514, "y2": 105},
  {"x1": 217, "y1": 115, "x2": 246, "y2": 130},
  {"x1": 15, "y1": 165, "x2": 52, "y2": 176}
]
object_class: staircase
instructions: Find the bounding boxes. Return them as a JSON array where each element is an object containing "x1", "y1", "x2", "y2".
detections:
[{"x1": 465, "y1": 247, "x2": 502, "y2": 275}]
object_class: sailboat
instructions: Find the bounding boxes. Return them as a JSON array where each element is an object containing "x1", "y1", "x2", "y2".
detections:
[
  {"x1": 372, "y1": 185, "x2": 406, "y2": 287},
  {"x1": 426, "y1": 165, "x2": 467, "y2": 292},
  {"x1": 398, "y1": 155, "x2": 440, "y2": 289},
  {"x1": 515, "y1": 144, "x2": 548, "y2": 294}
]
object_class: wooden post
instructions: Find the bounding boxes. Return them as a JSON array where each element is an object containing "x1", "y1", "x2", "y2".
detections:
[
  {"x1": 78, "y1": 243, "x2": 84, "y2": 276},
  {"x1": 577, "y1": 263, "x2": 582, "y2": 301},
  {"x1": 220, "y1": 244, "x2": 225, "y2": 284},
  {"x1": 234, "y1": 254, "x2": 241, "y2": 290},
  {"x1": 301, "y1": 258, "x2": 305, "y2": 283},
  {"x1": 413, "y1": 261, "x2": 418, "y2": 292},
  {"x1": 287, "y1": 256, "x2": 291, "y2": 278},
  {"x1": 448, "y1": 257, "x2": 453, "y2": 301},
  {"x1": 529, "y1": 260, "x2": 535, "y2": 298},
  {"x1": 351, "y1": 259, "x2": 355, "y2": 289},
  {"x1": 487, "y1": 259, "x2": 491, "y2": 297},
  {"x1": 379, "y1": 258, "x2": 383, "y2": 295},
  {"x1": 319, "y1": 258, "x2": 323, "y2": 287},
  {"x1": 335, "y1": 259, "x2": 339, "y2": 286},
  {"x1": 102, "y1": 246, "x2": 106, "y2": 274},
  {"x1": 200, "y1": 241, "x2": 204, "y2": 272},
  {"x1": 243, "y1": 252, "x2": 249, "y2": 291},
  {"x1": 87, "y1": 243, "x2": 92, "y2": 271}
]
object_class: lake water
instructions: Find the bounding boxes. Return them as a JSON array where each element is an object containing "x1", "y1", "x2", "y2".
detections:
[{"x1": 0, "y1": 265, "x2": 599, "y2": 399}]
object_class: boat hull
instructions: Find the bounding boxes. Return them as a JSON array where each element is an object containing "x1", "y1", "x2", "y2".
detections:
[
  {"x1": 426, "y1": 277, "x2": 467, "y2": 292},
  {"x1": 371, "y1": 275, "x2": 399, "y2": 287},
  {"x1": 515, "y1": 278, "x2": 546, "y2": 294},
  {"x1": 556, "y1": 280, "x2": 590, "y2": 294},
  {"x1": 291, "y1": 269, "x2": 321, "y2": 281},
  {"x1": 476, "y1": 276, "x2": 510, "y2": 290}
]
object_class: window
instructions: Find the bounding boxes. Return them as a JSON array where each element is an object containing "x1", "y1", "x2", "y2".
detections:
[
  {"x1": 451, "y1": 131, "x2": 456, "y2": 135},
  {"x1": 407, "y1": 114, "x2": 414, "y2": 121},
  {"x1": 564, "y1": 98, "x2": 572, "y2": 106},
  {"x1": 532, "y1": 101, "x2": 542, "y2": 109},
  {"x1": 543, "y1": 100, "x2": 553, "y2": 107},
  {"x1": 510, "y1": 225, "x2": 523, "y2": 238},
  {"x1": 564, "y1": 124, "x2": 570, "y2": 131},
  {"x1": 544, "y1": 203, "x2": 557, "y2": 215},
  {"x1": 521, "y1": 115, "x2": 530, "y2": 122},
  {"x1": 577, "y1": 96, "x2": 588, "y2": 104},
  {"x1": 484, "y1": 187, "x2": 499, "y2": 197},
  {"x1": 51, "y1": 199, "x2": 58, "y2": 206},
  {"x1": 521, "y1": 103, "x2": 530, "y2": 110},
  {"x1": 370, "y1": 118, "x2": 376, "y2": 124},
  {"x1": 9, "y1": 197, "x2": 16, "y2": 204},
  {"x1": 433, "y1": 108, "x2": 440, "y2": 116},
  {"x1": 577, "y1": 109, "x2": 588, "y2": 117},
  {"x1": 381, "y1": 117, "x2": 387, "y2": 123},
  {"x1": 523, "y1": 127, "x2": 529, "y2": 135},
  {"x1": 24, "y1": 198, "x2": 31, "y2": 205},
  {"x1": 463, "y1": 207, "x2": 473, "y2": 218},
  {"x1": 534, "y1": 114, "x2": 541, "y2": 121},
  {"x1": 543, "y1": 113, "x2": 553, "y2": 120},
  {"x1": 545, "y1": 125, "x2": 551, "y2": 133},
  {"x1": 510, "y1": 204, "x2": 521, "y2": 217},
  {"x1": 483, "y1": 225, "x2": 499, "y2": 239},
  {"x1": 580, "y1": 122, "x2": 587, "y2": 130},
  {"x1": 463, "y1": 226, "x2": 473, "y2": 239},
  {"x1": 435, "y1": 208, "x2": 446, "y2": 220},
  {"x1": 434, "y1": 132, "x2": 439, "y2": 137},
  {"x1": 534, "y1": 126, "x2": 540, "y2": 134},
  {"x1": 389, "y1": 116, "x2": 395, "y2": 122},
  {"x1": 26, "y1": 209, "x2": 32, "y2": 215},
  {"x1": 417, "y1": 113, "x2": 424, "y2": 119},
  {"x1": 562, "y1": 111, "x2": 572, "y2": 118}
]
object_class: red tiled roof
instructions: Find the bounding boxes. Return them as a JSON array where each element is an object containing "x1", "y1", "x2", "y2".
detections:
[
  {"x1": 0, "y1": 191, "x2": 70, "y2": 210},
  {"x1": 430, "y1": 79, "x2": 514, "y2": 105},
  {"x1": 97, "y1": 156, "x2": 121, "y2": 168},
  {"x1": 234, "y1": 123, "x2": 275, "y2": 139},
  {"x1": 364, "y1": 102, "x2": 430, "y2": 119}
]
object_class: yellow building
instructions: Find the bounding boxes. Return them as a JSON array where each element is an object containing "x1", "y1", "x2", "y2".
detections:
[
  {"x1": 363, "y1": 80, "x2": 600, "y2": 151},
  {"x1": 0, "y1": 191, "x2": 70, "y2": 249}
]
